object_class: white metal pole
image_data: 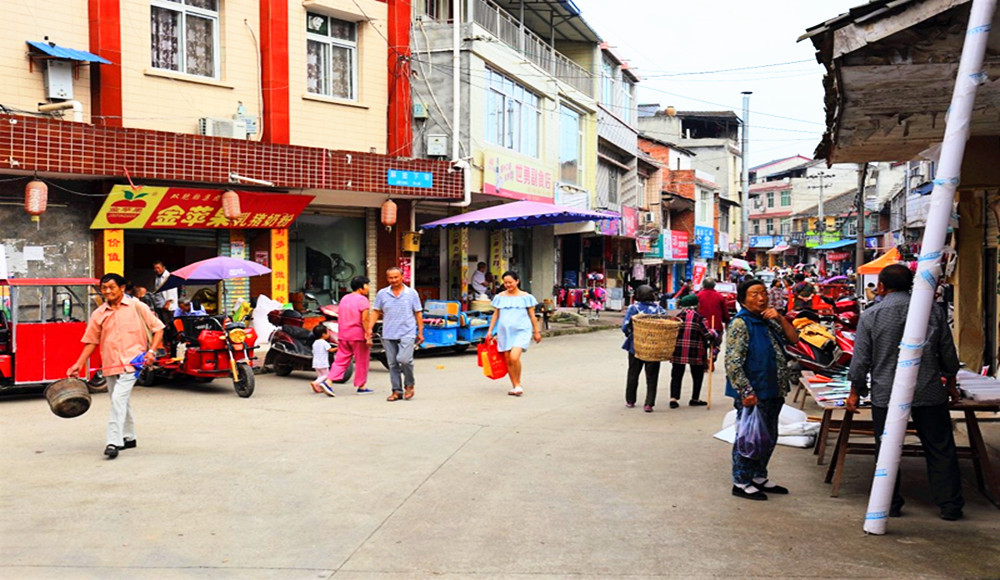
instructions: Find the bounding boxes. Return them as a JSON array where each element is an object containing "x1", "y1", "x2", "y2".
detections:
[
  {"x1": 863, "y1": 0, "x2": 997, "y2": 535},
  {"x1": 740, "y1": 91, "x2": 751, "y2": 254}
]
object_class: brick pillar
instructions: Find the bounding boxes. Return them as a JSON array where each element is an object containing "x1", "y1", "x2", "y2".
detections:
[
  {"x1": 260, "y1": 0, "x2": 290, "y2": 144},
  {"x1": 89, "y1": 0, "x2": 123, "y2": 126},
  {"x1": 386, "y1": 0, "x2": 413, "y2": 156}
]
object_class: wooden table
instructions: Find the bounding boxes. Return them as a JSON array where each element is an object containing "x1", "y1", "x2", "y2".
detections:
[{"x1": 799, "y1": 373, "x2": 1000, "y2": 507}]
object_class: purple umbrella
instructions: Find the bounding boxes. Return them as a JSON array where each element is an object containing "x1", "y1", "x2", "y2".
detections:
[
  {"x1": 420, "y1": 200, "x2": 618, "y2": 229},
  {"x1": 155, "y1": 256, "x2": 271, "y2": 292}
]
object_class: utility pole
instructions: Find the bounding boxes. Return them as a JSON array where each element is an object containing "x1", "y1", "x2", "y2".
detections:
[
  {"x1": 740, "y1": 91, "x2": 751, "y2": 255},
  {"x1": 855, "y1": 163, "x2": 868, "y2": 293},
  {"x1": 807, "y1": 171, "x2": 836, "y2": 232}
]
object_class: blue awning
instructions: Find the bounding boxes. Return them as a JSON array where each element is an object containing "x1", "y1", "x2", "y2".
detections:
[
  {"x1": 26, "y1": 41, "x2": 112, "y2": 64},
  {"x1": 814, "y1": 238, "x2": 856, "y2": 250}
]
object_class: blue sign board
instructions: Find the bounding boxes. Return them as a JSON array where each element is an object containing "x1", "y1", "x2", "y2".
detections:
[
  {"x1": 695, "y1": 225, "x2": 714, "y2": 259},
  {"x1": 387, "y1": 170, "x2": 433, "y2": 189},
  {"x1": 749, "y1": 235, "x2": 775, "y2": 248}
]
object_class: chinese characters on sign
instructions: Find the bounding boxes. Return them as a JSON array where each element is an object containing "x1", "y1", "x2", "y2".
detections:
[
  {"x1": 483, "y1": 151, "x2": 556, "y2": 202},
  {"x1": 103, "y1": 229, "x2": 124, "y2": 275},
  {"x1": 694, "y1": 226, "x2": 714, "y2": 259},
  {"x1": 399, "y1": 257, "x2": 413, "y2": 285},
  {"x1": 271, "y1": 229, "x2": 289, "y2": 304},
  {"x1": 387, "y1": 170, "x2": 433, "y2": 189},
  {"x1": 669, "y1": 231, "x2": 689, "y2": 260},
  {"x1": 91, "y1": 186, "x2": 314, "y2": 230}
]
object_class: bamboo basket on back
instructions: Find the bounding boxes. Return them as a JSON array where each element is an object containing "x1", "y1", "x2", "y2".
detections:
[{"x1": 631, "y1": 314, "x2": 681, "y2": 362}]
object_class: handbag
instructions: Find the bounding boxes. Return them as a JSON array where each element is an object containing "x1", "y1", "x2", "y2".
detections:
[{"x1": 477, "y1": 337, "x2": 508, "y2": 380}]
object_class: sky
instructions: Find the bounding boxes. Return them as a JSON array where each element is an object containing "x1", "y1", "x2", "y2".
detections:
[{"x1": 572, "y1": 0, "x2": 863, "y2": 168}]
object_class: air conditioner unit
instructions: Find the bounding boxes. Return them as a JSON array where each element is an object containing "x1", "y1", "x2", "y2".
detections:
[
  {"x1": 198, "y1": 117, "x2": 248, "y2": 139},
  {"x1": 643, "y1": 211, "x2": 655, "y2": 223}
]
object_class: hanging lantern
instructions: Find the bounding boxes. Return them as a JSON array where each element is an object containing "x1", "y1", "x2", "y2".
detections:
[
  {"x1": 221, "y1": 190, "x2": 242, "y2": 220},
  {"x1": 381, "y1": 199, "x2": 397, "y2": 230},
  {"x1": 25, "y1": 180, "x2": 48, "y2": 223}
]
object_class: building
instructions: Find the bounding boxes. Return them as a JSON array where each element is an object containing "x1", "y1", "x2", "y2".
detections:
[
  {"x1": 803, "y1": 0, "x2": 1000, "y2": 372},
  {"x1": 0, "y1": 0, "x2": 461, "y2": 313}
]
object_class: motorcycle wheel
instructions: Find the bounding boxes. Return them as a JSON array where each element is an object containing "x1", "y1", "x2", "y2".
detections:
[
  {"x1": 274, "y1": 363, "x2": 294, "y2": 377},
  {"x1": 136, "y1": 367, "x2": 156, "y2": 387},
  {"x1": 331, "y1": 361, "x2": 354, "y2": 384},
  {"x1": 234, "y1": 362, "x2": 255, "y2": 398}
]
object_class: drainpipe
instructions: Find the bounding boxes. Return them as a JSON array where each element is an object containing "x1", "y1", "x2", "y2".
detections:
[
  {"x1": 38, "y1": 101, "x2": 83, "y2": 122},
  {"x1": 448, "y1": 2, "x2": 471, "y2": 208},
  {"x1": 862, "y1": 0, "x2": 997, "y2": 536}
]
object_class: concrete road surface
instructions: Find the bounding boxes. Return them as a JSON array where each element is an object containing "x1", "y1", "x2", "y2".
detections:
[{"x1": 2, "y1": 330, "x2": 999, "y2": 579}]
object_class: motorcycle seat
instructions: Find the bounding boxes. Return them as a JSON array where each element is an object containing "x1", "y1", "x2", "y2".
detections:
[{"x1": 282, "y1": 324, "x2": 314, "y2": 343}]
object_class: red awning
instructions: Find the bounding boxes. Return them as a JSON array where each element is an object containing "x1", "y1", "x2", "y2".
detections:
[{"x1": 1, "y1": 278, "x2": 99, "y2": 286}]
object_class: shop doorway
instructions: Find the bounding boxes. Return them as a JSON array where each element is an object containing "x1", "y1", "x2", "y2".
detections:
[{"x1": 124, "y1": 229, "x2": 220, "y2": 297}]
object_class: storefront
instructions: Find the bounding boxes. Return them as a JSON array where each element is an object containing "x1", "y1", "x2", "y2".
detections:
[{"x1": 91, "y1": 185, "x2": 314, "y2": 313}]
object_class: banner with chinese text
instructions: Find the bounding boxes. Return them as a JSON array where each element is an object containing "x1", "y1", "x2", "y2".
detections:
[
  {"x1": 103, "y1": 229, "x2": 124, "y2": 275},
  {"x1": 270, "y1": 229, "x2": 289, "y2": 304},
  {"x1": 482, "y1": 150, "x2": 555, "y2": 202},
  {"x1": 91, "y1": 185, "x2": 314, "y2": 229}
]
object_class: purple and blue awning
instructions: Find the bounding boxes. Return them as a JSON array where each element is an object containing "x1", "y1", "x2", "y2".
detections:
[{"x1": 420, "y1": 200, "x2": 618, "y2": 229}]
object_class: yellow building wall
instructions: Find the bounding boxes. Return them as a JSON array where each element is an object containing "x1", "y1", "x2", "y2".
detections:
[
  {"x1": 288, "y1": 0, "x2": 388, "y2": 152},
  {"x1": 1, "y1": 1, "x2": 95, "y2": 123}
]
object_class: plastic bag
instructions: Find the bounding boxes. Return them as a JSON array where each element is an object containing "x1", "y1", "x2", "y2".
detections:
[
  {"x1": 477, "y1": 338, "x2": 508, "y2": 380},
  {"x1": 736, "y1": 405, "x2": 773, "y2": 459}
]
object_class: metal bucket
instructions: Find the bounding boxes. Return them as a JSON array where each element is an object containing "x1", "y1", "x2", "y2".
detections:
[{"x1": 44, "y1": 378, "x2": 92, "y2": 418}]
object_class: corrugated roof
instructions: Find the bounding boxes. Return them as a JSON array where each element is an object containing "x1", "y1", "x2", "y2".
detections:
[{"x1": 26, "y1": 40, "x2": 112, "y2": 64}]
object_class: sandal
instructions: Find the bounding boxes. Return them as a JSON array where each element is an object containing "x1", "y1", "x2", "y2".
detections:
[
  {"x1": 386, "y1": 392, "x2": 403, "y2": 402},
  {"x1": 508, "y1": 386, "x2": 523, "y2": 397},
  {"x1": 403, "y1": 386, "x2": 415, "y2": 400}
]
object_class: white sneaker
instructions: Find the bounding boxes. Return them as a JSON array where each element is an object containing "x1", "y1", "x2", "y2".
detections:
[{"x1": 508, "y1": 386, "x2": 524, "y2": 397}]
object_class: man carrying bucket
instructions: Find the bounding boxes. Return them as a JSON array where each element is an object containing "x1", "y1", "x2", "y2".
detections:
[{"x1": 67, "y1": 273, "x2": 164, "y2": 460}]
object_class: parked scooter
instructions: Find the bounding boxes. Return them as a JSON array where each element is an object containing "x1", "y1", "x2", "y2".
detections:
[{"x1": 264, "y1": 309, "x2": 353, "y2": 382}]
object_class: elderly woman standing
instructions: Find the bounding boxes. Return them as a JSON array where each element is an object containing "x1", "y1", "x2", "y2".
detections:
[
  {"x1": 725, "y1": 278, "x2": 799, "y2": 501},
  {"x1": 621, "y1": 285, "x2": 667, "y2": 412},
  {"x1": 669, "y1": 293, "x2": 715, "y2": 408}
]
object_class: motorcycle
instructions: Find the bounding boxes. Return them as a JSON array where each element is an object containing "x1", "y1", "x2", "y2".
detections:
[
  {"x1": 264, "y1": 309, "x2": 354, "y2": 382},
  {"x1": 140, "y1": 315, "x2": 258, "y2": 397}
]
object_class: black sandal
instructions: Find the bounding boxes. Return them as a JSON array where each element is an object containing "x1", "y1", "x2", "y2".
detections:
[{"x1": 104, "y1": 444, "x2": 119, "y2": 459}]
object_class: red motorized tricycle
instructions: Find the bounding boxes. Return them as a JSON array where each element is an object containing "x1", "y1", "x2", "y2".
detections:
[
  {"x1": 0, "y1": 278, "x2": 105, "y2": 394},
  {"x1": 138, "y1": 315, "x2": 258, "y2": 397}
]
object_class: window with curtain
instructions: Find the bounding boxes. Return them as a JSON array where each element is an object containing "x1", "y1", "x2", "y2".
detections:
[
  {"x1": 559, "y1": 104, "x2": 583, "y2": 185},
  {"x1": 151, "y1": 0, "x2": 219, "y2": 78},
  {"x1": 484, "y1": 68, "x2": 540, "y2": 157},
  {"x1": 307, "y1": 12, "x2": 358, "y2": 100}
]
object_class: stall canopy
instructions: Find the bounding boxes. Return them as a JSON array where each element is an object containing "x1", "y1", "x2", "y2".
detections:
[
  {"x1": 420, "y1": 201, "x2": 617, "y2": 229},
  {"x1": 857, "y1": 247, "x2": 901, "y2": 274},
  {"x1": 767, "y1": 244, "x2": 791, "y2": 254},
  {"x1": 814, "y1": 238, "x2": 857, "y2": 250}
]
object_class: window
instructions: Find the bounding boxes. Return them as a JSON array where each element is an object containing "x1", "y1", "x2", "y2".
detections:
[
  {"x1": 607, "y1": 167, "x2": 619, "y2": 204},
  {"x1": 766, "y1": 218, "x2": 774, "y2": 234},
  {"x1": 620, "y1": 80, "x2": 633, "y2": 123},
  {"x1": 753, "y1": 220, "x2": 761, "y2": 235},
  {"x1": 307, "y1": 13, "x2": 358, "y2": 100},
  {"x1": 601, "y1": 57, "x2": 615, "y2": 109},
  {"x1": 781, "y1": 190, "x2": 791, "y2": 206},
  {"x1": 781, "y1": 219, "x2": 791, "y2": 235},
  {"x1": 699, "y1": 189, "x2": 712, "y2": 223},
  {"x1": 719, "y1": 206, "x2": 730, "y2": 233},
  {"x1": 766, "y1": 192, "x2": 774, "y2": 208},
  {"x1": 559, "y1": 104, "x2": 584, "y2": 185},
  {"x1": 485, "y1": 68, "x2": 540, "y2": 157},
  {"x1": 151, "y1": 0, "x2": 219, "y2": 78}
]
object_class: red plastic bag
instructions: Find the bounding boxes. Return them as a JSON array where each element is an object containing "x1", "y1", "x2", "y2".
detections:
[{"x1": 477, "y1": 338, "x2": 508, "y2": 380}]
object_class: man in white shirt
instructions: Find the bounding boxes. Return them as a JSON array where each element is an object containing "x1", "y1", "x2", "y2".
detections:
[
  {"x1": 151, "y1": 261, "x2": 178, "y2": 314},
  {"x1": 469, "y1": 262, "x2": 489, "y2": 300}
]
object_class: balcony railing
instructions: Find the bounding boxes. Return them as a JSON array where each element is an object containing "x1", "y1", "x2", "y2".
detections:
[{"x1": 472, "y1": 0, "x2": 595, "y2": 97}]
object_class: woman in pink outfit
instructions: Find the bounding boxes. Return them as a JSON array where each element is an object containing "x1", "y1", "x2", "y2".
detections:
[{"x1": 324, "y1": 276, "x2": 373, "y2": 394}]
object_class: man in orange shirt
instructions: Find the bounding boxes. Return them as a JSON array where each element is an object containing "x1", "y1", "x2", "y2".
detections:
[{"x1": 68, "y1": 273, "x2": 164, "y2": 459}]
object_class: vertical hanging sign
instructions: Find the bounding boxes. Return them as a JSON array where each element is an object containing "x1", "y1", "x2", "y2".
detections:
[
  {"x1": 271, "y1": 228, "x2": 289, "y2": 304},
  {"x1": 103, "y1": 229, "x2": 124, "y2": 276}
]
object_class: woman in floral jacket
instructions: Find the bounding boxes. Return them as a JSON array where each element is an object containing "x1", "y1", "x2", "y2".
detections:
[
  {"x1": 621, "y1": 285, "x2": 667, "y2": 412},
  {"x1": 670, "y1": 293, "x2": 716, "y2": 408}
]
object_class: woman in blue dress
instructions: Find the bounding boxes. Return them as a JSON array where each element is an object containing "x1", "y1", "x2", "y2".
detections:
[{"x1": 487, "y1": 270, "x2": 542, "y2": 396}]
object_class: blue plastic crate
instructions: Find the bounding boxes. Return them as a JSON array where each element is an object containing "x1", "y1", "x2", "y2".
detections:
[
  {"x1": 458, "y1": 324, "x2": 489, "y2": 343},
  {"x1": 423, "y1": 326, "x2": 458, "y2": 347}
]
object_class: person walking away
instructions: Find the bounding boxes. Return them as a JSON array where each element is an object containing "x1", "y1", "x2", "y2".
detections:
[
  {"x1": 725, "y1": 278, "x2": 799, "y2": 500},
  {"x1": 310, "y1": 325, "x2": 335, "y2": 395},
  {"x1": 621, "y1": 285, "x2": 666, "y2": 412},
  {"x1": 670, "y1": 294, "x2": 715, "y2": 408},
  {"x1": 325, "y1": 276, "x2": 373, "y2": 395},
  {"x1": 487, "y1": 271, "x2": 542, "y2": 397},
  {"x1": 846, "y1": 264, "x2": 963, "y2": 520},
  {"x1": 150, "y1": 261, "x2": 178, "y2": 317},
  {"x1": 369, "y1": 267, "x2": 423, "y2": 401},
  {"x1": 67, "y1": 273, "x2": 165, "y2": 459},
  {"x1": 697, "y1": 278, "x2": 729, "y2": 335}
]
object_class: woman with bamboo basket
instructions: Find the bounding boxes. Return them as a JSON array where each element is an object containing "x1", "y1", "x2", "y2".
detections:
[{"x1": 621, "y1": 285, "x2": 672, "y2": 412}]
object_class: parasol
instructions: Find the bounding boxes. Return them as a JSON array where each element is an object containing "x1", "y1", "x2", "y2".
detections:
[{"x1": 154, "y1": 256, "x2": 272, "y2": 292}]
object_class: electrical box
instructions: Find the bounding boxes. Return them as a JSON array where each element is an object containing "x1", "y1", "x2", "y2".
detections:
[
  {"x1": 412, "y1": 102, "x2": 429, "y2": 119},
  {"x1": 44, "y1": 60, "x2": 74, "y2": 100},
  {"x1": 402, "y1": 231, "x2": 421, "y2": 252},
  {"x1": 426, "y1": 134, "x2": 448, "y2": 157}
]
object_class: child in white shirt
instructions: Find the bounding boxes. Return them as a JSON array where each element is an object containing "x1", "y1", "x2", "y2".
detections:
[{"x1": 310, "y1": 325, "x2": 335, "y2": 396}]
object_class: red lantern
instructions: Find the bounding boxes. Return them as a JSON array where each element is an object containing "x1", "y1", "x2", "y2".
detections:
[
  {"x1": 25, "y1": 180, "x2": 48, "y2": 223},
  {"x1": 381, "y1": 199, "x2": 397, "y2": 230},
  {"x1": 221, "y1": 190, "x2": 242, "y2": 220}
]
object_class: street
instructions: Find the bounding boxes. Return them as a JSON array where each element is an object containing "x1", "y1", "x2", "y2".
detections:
[{"x1": 2, "y1": 329, "x2": 999, "y2": 579}]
